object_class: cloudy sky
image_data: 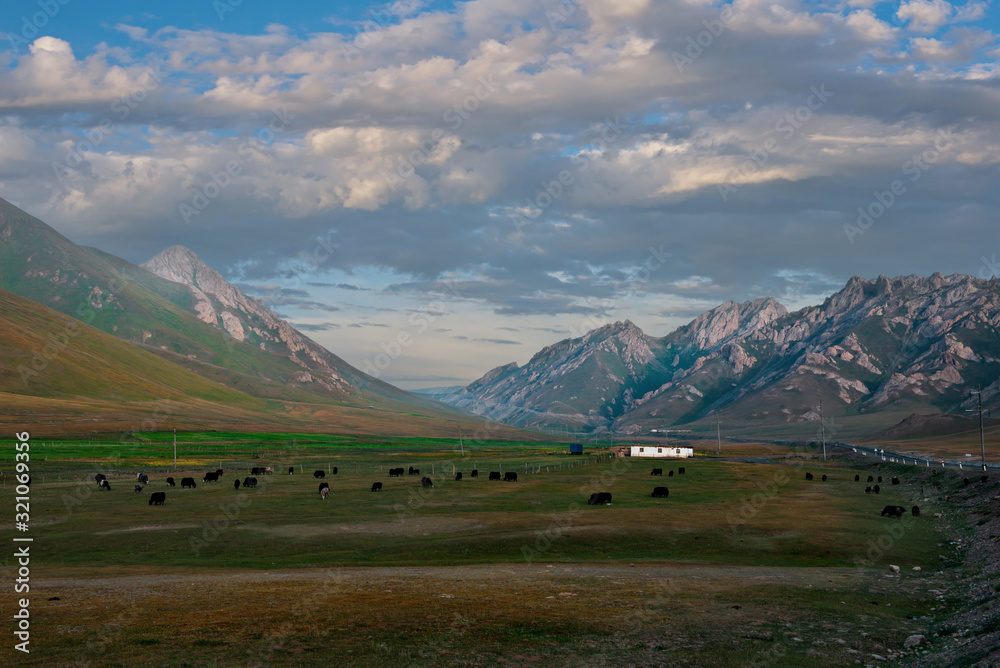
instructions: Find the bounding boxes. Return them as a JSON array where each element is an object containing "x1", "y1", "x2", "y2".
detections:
[{"x1": 2, "y1": 0, "x2": 999, "y2": 389}]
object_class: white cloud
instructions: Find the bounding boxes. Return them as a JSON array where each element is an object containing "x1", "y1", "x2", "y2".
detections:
[{"x1": 896, "y1": 0, "x2": 954, "y2": 31}]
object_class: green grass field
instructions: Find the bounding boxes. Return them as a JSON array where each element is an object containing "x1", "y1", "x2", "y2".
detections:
[{"x1": 2, "y1": 436, "x2": 969, "y2": 666}]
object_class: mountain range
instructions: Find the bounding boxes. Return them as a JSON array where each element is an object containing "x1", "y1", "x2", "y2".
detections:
[
  {"x1": 437, "y1": 274, "x2": 1000, "y2": 437},
  {"x1": 4, "y1": 195, "x2": 999, "y2": 441},
  {"x1": 0, "y1": 197, "x2": 515, "y2": 438}
]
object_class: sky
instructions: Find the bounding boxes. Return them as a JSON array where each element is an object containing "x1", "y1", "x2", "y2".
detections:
[{"x1": 2, "y1": 0, "x2": 1000, "y2": 390}]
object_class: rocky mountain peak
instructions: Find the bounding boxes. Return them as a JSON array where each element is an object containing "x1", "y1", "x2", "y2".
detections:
[
  {"x1": 142, "y1": 246, "x2": 239, "y2": 306},
  {"x1": 686, "y1": 297, "x2": 787, "y2": 349}
]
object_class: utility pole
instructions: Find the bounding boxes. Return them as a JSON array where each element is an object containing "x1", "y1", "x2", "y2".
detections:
[
  {"x1": 967, "y1": 386, "x2": 988, "y2": 471},
  {"x1": 977, "y1": 386, "x2": 986, "y2": 471},
  {"x1": 716, "y1": 418, "x2": 721, "y2": 455},
  {"x1": 459, "y1": 428, "x2": 465, "y2": 457},
  {"x1": 820, "y1": 400, "x2": 827, "y2": 462},
  {"x1": 173, "y1": 428, "x2": 177, "y2": 470}
]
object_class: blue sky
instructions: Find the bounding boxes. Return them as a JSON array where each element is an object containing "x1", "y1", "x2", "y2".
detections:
[{"x1": 2, "y1": 0, "x2": 1000, "y2": 389}]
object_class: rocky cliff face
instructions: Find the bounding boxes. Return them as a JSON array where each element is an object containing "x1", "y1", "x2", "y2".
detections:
[
  {"x1": 142, "y1": 246, "x2": 346, "y2": 393},
  {"x1": 439, "y1": 273, "x2": 1000, "y2": 432}
]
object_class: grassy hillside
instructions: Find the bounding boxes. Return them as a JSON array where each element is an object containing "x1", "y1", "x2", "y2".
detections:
[{"x1": 0, "y1": 289, "x2": 267, "y2": 407}]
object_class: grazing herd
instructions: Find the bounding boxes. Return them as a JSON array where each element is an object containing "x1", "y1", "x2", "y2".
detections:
[
  {"x1": 87, "y1": 462, "x2": 523, "y2": 507},
  {"x1": 89, "y1": 458, "x2": 928, "y2": 525}
]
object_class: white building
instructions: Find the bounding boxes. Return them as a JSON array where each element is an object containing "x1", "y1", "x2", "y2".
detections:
[{"x1": 630, "y1": 445, "x2": 694, "y2": 458}]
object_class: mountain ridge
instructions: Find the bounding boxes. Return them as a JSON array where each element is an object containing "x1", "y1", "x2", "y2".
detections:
[{"x1": 438, "y1": 272, "x2": 1000, "y2": 435}]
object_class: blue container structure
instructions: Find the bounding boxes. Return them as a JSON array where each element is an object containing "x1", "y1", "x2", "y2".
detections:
[{"x1": 569, "y1": 443, "x2": 583, "y2": 455}]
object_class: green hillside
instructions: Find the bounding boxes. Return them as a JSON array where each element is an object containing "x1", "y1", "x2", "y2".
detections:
[{"x1": 0, "y1": 287, "x2": 267, "y2": 407}]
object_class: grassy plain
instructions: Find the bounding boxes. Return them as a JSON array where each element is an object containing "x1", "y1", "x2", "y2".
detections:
[{"x1": 1, "y1": 436, "x2": 967, "y2": 666}]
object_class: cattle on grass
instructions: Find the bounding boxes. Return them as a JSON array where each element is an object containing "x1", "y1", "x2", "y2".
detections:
[
  {"x1": 503, "y1": 472, "x2": 517, "y2": 482},
  {"x1": 588, "y1": 492, "x2": 612, "y2": 505},
  {"x1": 678, "y1": 467, "x2": 685, "y2": 474},
  {"x1": 873, "y1": 485, "x2": 880, "y2": 494},
  {"x1": 148, "y1": 492, "x2": 165, "y2": 506},
  {"x1": 822, "y1": 474, "x2": 828, "y2": 482},
  {"x1": 331, "y1": 467, "x2": 338, "y2": 475},
  {"x1": 288, "y1": 467, "x2": 294, "y2": 474},
  {"x1": 651, "y1": 486, "x2": 669, "y2": 498},
  {"x1": 165, "y1": 477, "x2": 175, "y2": 487},
  {"x1": 99, "y1": 479, "x2": 111, "y2": 490},
  {"x1": 95, "y1": 473, "x2": 107, "y2": 486},
  {"x1": 805, "y1": 472, "x2": 813, "y2": 480},
  {"x1": 204, "y1": 471, "x2": 219, "y2": 482},
  {"x1": 371, "y1": 482, "x2": 382, "y2": 492},
  {"x1": 134, "y1": 484, "x2": 143, "y2": 493},
  {"x1": 264, "y1": 467, "x2": 273, "y2": 475},
  {"x1": 488, "y1": 472, "x2": 501, "y2": 481},
  {"x1": 867, "y1": 475, "x2": 874, "y2": 483},
  {"x1": 877, "y1": 476, "x2": 883, "y2": 483},
  {"x1": 319, "y1": 482, "x2": 330, "y2": 493},
  {"x1": 234, "y1": 479, "x2": 240, "y2": 490},
  {"x1": 409, "y1": 467, "x2": 419, "y2": 475},
  {"x1": 136, "y1": 472, "x2": 149, "y2": 485},
  {"x1": 964, "y1": 477, "x2": 970, "y2": 486},
  {"x1": 455, "y1": 472, "x2": 463, "y2": 481},
  {"x1": 314, "y1": 470, "x2": 326, "y2": 479},
  {"x1": 911, "y1": 505, "x2": 920, "y2": 517},
  {"x1": 421, "y1": 476, "x2": 434, "y2": 488},
  {"x1": 891, "y1": 477, "x2": 900, "y2": 485},
  {"x1": 320, "y1": 487, "x2": 330, "y2": 501},
  {"x1": 251, "y1": 467, "x2": 265, "y2": 476},
  {"x1": 215, "y1": 468, "x2": 224, "y2": 478},
  {"x1": 181, "y1": 477, "x2": 196, "y2": 489},
  {"x1": 668, "y1": 470, "x2": 674, "y2": 477},
  {"x1": 881, "y1": 505, "x2": 906, "y2": 518},
  {"x1": 471, "y1": 470, "x2": 478, "y2": 478},
  {"x1": 389, "y1": 468, "x2": 404, "y2": 477},
  {"x1": 243, "y1": 477, "x2": 258, "y2": 488},
  {"x1": 651, "y1": 468, "x2": 663, "y2": 476},
  {"x1": 855, "y1": 474, "x2": 860, "y2": 482},
  {"x1": 865, "y1": 486, "x2": 872, "y2": 494}
]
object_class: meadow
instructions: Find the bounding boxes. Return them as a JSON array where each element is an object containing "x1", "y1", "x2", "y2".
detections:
[{"x1": 1, "y1": 435, "x2": 966, "y2": 666}]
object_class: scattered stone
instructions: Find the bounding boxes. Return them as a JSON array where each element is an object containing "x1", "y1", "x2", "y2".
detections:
[
  {"x1": 904, "y1": 635, "x2": 928, "y2": 649},
  {"x1": 889, "y1": 565, "x2": 901, "y2": 574},
  {"x1": 912, "y1": 566, "x2": 922, "y2": 572},
  {"x1": 871, "y1": 653, "x2": 887, "y2": 661}
]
